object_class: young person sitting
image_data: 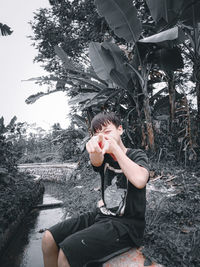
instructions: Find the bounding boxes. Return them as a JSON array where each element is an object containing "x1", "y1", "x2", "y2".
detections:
[{"x1": 42, "y1": 112, "x2": 149, "y2": 267}]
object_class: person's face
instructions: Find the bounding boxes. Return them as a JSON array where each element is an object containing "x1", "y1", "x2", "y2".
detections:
[{"x1": 93, "y1": 122, "x2": 123, "y2": 143}]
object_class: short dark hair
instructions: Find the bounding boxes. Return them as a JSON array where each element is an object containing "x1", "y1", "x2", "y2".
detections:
[{"x1": 90, "y1": 112, "x2": 121, "y2": 135}]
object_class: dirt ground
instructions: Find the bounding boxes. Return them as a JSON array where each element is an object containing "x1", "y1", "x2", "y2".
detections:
[{"x1": 143, "y1": 162, "x2": 200, "y2": 267}]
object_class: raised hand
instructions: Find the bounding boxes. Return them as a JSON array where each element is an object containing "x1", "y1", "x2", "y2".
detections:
[
  {"x1": 101, "y1": 136, "x2": 117, "y2": 155},
  {"x1": 86, "y1": 133, "x2": 105, "y2": 154}
]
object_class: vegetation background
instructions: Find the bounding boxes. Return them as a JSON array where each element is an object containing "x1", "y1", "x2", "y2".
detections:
[
  {"x1": 2, "y1": 0, "x2": 200, "y2": 169},
  {"x1": 0, "y1": 1, "x2": 200, "y2": 266}
]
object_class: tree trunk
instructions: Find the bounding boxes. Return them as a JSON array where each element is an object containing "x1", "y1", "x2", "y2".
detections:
[
  {"x1": 143, "y1": 96, "x2": 155, "y2": 150},
  {"x1": 129, "y1": 92, "x2": 147, "y2": 148},
  {"x1": 195, "y1": 82, "x2": 200, "y2": 144},
  {"x1": 193, "y1": 55, "x2": 200, "y2": 145},
  {"x1": 168, "y1": 76, "x2": 176, "y2": 132},
  {"x1": 141, "y1": 67, "x2": 155, "y2": 151}
]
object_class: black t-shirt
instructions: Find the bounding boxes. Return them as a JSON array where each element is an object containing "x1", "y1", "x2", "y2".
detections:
[{"x1": 92, "y1": 148, "x2": 149, "y2": 246}]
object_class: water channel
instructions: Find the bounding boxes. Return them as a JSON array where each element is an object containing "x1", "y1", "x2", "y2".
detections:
[{"x1": 1, "y1": 182, "x2": 68, "y2": 267}]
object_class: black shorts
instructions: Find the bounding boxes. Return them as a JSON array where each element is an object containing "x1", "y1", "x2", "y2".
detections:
[{"x1": 48, "y1": 209, "x2": 133, "y2": 267}]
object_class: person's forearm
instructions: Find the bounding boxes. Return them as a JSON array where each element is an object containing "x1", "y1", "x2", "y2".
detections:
[
  {"x1": 89, "y1": 152, "x2": 104, "y2": 167},
  {"x1": 113, "y1": 146, "x2": 149, "y2": 189}
]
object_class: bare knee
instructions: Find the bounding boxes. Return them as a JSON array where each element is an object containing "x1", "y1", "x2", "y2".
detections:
[
  {"x1": 42, "y1": 230, "x2": 58, "y2": 255},
  {"x1": 58, "y1": 249, "x2": 70, "y2": 267}
]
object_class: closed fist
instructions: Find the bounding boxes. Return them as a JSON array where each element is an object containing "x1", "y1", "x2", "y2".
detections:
[{"x1": 86, "y1": 134, "x2": 105, "y2": 154}]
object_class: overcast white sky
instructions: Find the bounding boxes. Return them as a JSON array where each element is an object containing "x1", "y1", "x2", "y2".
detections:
[{"x1": 0, "y1": 0, "x2": 70, "y2": 130}]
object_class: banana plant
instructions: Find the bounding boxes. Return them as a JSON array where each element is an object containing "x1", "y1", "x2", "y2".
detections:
[
  {"x1": 146, "y1": 0, "x2": 200, "y2": 130},
  {"x1": 182, "y1": 24, "x2": 200, "y2": 145},
  {"x1": 55, "y1": 45, "x2": 130, "y2": 117},
  {"x1": 92, "y1": 0, "x2": 200, "y2": 151},
  {"x1": 94, "y1": 0, "x2": 156, "y2": 149},
  {"x1": 92, "y1": 0, "x2": 185, "y2": 150},
  {"x1": 145, "y1": 0, "x2": 200, "y2": 147},
  {"x1": 138, "y1": 26, "x2": 185, "y2": 131},
  {"x1": 88, "y1": 39, "x2": 148, "y2": 147}
]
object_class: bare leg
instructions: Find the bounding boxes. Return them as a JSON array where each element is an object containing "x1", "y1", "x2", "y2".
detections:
[
  {"x1": 58, "y1": 249, "x2": 70, "y2": 267},
  {"x1": 42, "y1": 230, "x2": 59, "y2": 267}
]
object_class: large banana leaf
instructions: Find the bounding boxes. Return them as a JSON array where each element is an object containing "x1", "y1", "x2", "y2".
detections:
[
  {"x1": 25, "y1": 92, "x2": 46, "y2": 104},
  {"x1": 55, "y1": 45, "x2": 108, "y2": 85},
  {"x1": 138, "y1": 27, "x2": 185, "y2": 71},
  {"x1": 25, "y1": 83, "x2": 66, "y2": 104},
  {"x1": 150, "y1": 47, "x2": 184, "y2": 71},
  {"x1": 87, "y1": 87, "x2": 118, "y2": 107},
  {"x1": 89, "y1": 42, "x2": 115, "y2": 81},
  {"x1": 109, "y1": 69, "x2": 129, "y2": 89},
  {"x1": 23, "y1": 76, "x2": 61, "y2": 82},
  {"x1": 87, "y1": 87, "x2": 116, "y2": 100},
  {"x1": 102, "y1": 42, "x2": 131, "y2": 79},
  {"x1": 145, "y1": 0, "x2": 185, "y2": 25},
  {"x1": 89, "y1": 41, "x2": 131, "y2": 88},
  {"x1": 94, "y1": 0, "x2": 142, "y2": 43},
  {"x1": 180, "y1": 1, "x2": 200, "y2": 26},
  {"x1": 145, "y1": 0, "x2": 200, "y2": 28},
  {"x1": 139, "y1": 27, "x2": 186, "y2": 47},
  {"x1": 70, "y1": 76, "x2": 106, "y2": 91},
  {"x1": 68, "y1": 92, "x2": 98, "y2": 106},
  {"x1": 54, "y1": 45, "x2": 79, "y2": 73},
  {"x1": 24, "y1": 75, "x2": 105, "y2": 92},
  {"x1": 83, "y1": 89, "x2": 123, "y2": 110}
]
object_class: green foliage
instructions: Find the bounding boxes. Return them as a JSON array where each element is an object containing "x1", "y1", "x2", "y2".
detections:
[
  {"x1": 13, "y1": 121, "x2": 87, "y2": 164},
  {"x1": 146, "y1": 0, "x2": 200, "y2": 27},
  {"x1": 28, "y1": 0, "x2": 200, "y2": 162},
  {"x1": 0, "y1": 117, "x2": 19, "y2": 184},
  {"x1": 91, "y1": 0, "x2": 200, "y2": 155},
  {"x1": 29, "y1": 0, "x2": 110, "y2": 73},
  {"x1": 95, "y1": 0, "x2": 142, "y2": 43}
]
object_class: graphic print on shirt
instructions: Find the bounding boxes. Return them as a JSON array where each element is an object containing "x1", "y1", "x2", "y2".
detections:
[{"x1": 100, "y1": 162, "x2": 128, "y2": 216}]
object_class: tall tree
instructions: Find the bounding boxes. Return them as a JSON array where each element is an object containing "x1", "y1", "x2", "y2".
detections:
[{"x1": 29, "y1": 0, "x2": 111, "y2": 74}]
